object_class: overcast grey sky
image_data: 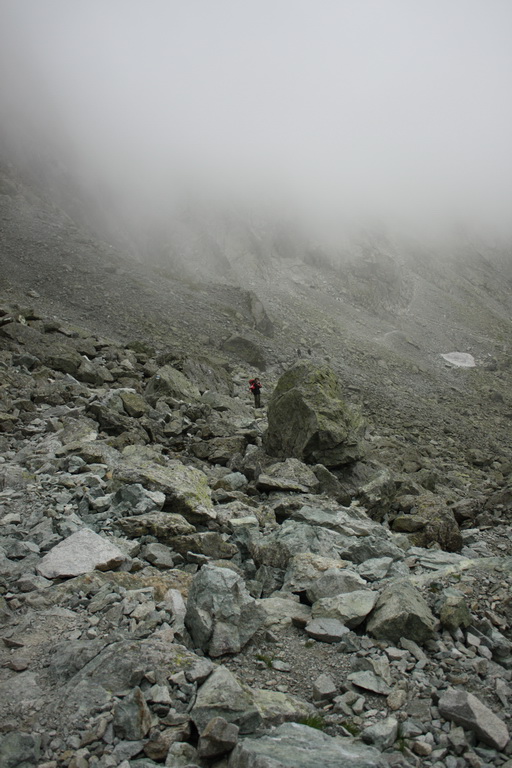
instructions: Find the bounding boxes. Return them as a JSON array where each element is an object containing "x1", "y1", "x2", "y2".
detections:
[{"x1": 1, "y1": 0, "x2": 511, "y2": 234}]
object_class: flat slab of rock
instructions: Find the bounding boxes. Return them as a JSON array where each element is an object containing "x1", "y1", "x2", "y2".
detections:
[
  {"x1": 305, "y1": 618, "x2": 350, "y2": 643},
  {"x1": 438, "y1": 688, "x2": 509, "y2": 751},
  {"x1": 37, "y1": 529, "x2": 126, "y2": 579},
  {"x1": 312, "y1": 590, "x2": 378, "y2": 629},
  {"x1": 347, "y1": 670, "x2": 392, "y2": 696},
  {"x1": 256, "y1": 458, "x2": 319, "y2": 493},
  {"x1": 441, "y1": 352, "x2": 476, "y2": 368},
  {"x1": 256, "y1": 596, "x2": 311, "y2": 628},
  {"x1": 228, "y1": 721, "x2": 387, "y2": 767},
  {"x1": 114, "y1": 458, "x2": 216, "y2": 524}
]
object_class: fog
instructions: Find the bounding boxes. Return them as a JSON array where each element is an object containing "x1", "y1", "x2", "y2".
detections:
[{"x1": 1, "y1": 0, "x2": 512, "y2": 240}]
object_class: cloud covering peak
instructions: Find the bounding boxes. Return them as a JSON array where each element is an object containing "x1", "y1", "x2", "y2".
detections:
[{"x1": 1, "y1": 0, "x2": 511, "y2": 234}]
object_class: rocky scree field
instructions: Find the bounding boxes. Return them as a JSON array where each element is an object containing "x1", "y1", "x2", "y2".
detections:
[
  {"x1": 2, "y1": 162, "x2": 512, "y2": 767},
  {"x1": 1, "y1": 301, "x2": 512, "y2": 768}
]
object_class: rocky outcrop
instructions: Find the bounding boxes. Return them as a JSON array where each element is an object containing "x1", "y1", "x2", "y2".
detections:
[{"x1": 264, "y1": 361, "x2": 365, "y2": 467}]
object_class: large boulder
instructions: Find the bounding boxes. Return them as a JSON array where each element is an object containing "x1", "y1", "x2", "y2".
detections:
[
  {"x1": 228, "y1": 722, "x2": 387, "y2": 768},
  {"x1": 438, "y1": 688, "x2": 509, "y2": 751},
  {"x1": 113, "y1": 458, "x2": 215, "y2": 524},
  {"x1": 36, "y1": 529, "x2": 126, "y2": 579},
  {"x1": 391, "y1": 493, "x2": 462, "y2": 552},
  {"x1": 264, "y1": 362, "x2": 365, "y2": 467},
  {"x1": 366, "y1": 580, "x2": 436, "y2": 644},
  {"x1": 222, "y1": 336, "x2": 266, "y2": 370},
  {"x1": 145, "y1": 365, "x2": 200, "y2": 404},
  {"x1": 185, "y1": 565, "x2": 265, "y2": 656}
]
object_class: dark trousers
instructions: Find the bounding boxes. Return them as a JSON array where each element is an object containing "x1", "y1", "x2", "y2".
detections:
[{"x1": 253, "y1": 391, "x2": 261, "y2": 408}]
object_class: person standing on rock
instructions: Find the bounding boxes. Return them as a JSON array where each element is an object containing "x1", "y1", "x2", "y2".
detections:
[{"x1": 249, "y1": 377, "x2": 262, "y2": 408}]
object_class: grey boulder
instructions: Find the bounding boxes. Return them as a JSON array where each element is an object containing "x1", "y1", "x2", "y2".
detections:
[
  {"x1": 264, "y1": 361, "x2": 365, "y2": 467},
  {"x1": 438, "y1": 688, "x2": 509, "y2": 751},
  {"x1": 366, "y1": 580, "x2": 436, "y2": 644},
  {"x1": 185, "y1": 565, "x2": 265, "y2": 656},
  {"x1": 36, "y1": 528, "x2": 126, "y2": 579},
  {"x1": 228, "y1": 722, "x2": 387, "y2": 767},
  {"x1": 312, "y1": 590, "x2": 378, "y2": 629}
]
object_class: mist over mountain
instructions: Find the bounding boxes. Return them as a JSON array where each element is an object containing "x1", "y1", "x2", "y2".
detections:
[{"x1": 1, "y1": 0, "x2": 512, "y2": 255}]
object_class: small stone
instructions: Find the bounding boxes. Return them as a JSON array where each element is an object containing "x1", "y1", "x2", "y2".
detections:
[
  {"x1": 413, "y1": 739, "x2": 433, "y2": 756},
  {"x1": 361, "y1": 716, "x2": 398, "y2": 750},
  {"x1": 347, "y1": 670, "x2": 392, "y2": 696},
  {"x1": 312, "y1": 673, "x2": 337, "y2": 702},
  {"x1": 387, "y1": 688, "x2": 407, "y2": 711}
]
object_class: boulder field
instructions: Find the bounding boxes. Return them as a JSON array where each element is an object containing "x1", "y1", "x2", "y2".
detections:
[{"x1": 1, "y1": 304, "x2": 512, "y2": 768}]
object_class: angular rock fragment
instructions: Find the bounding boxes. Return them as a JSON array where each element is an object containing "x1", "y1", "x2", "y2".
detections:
[
  {"x1": 197, "y1": 716, "x2": 240, "y2": 759},
  {"x1": 113, "y1": 459, "x2": 216, "y2": 524},
  {"x1": 347, "y1": 670, "x2": 392, "y2": 696},
  {"x1": 117, "y1": 512, "x2": 195, "y2": 541},
  {"x1": 37, "y1": 528, "x2": 126, "y2": 579},
  {"x1": 0, "y1": 732, "x2": 41, "y2": 768},
  {"x1": 438, "y1": 587, "x2": 472, "y2": 632},
  {"x1": 256, "y1": 458, "x2": 320, "y2": 493},
  {"x1": 145, "y1": 364, "x2": 200, "y2": 403},
  {"x1": 256, "y1": 596, "x2": 311, "y2": 629},
  {"x1": 113, "y1": 687, "x2": 152, "y2": 740},
  {"x1": 305, "y1": 568, "x2": 367, "y2": 603},
  {"x1": 185, "y1": 565, "x2": 264, "y2": 656},
  {"x1": 313, "y1": 673, "x2": 337, "y2": 702},
  {"x1": 438, "y1": 688, "x2": 509, "y2": 751},
  {"x1": 366, "y1": 580, "x2": 436, "y2": 644},
  {"x1": 305, "y1": 618, "x2": 350, "y2": 643},
  {"x1": 361, "y1": 716, "x2": 398, "y2": 750},
  {"x1": 191, "y1": 666, "x2": 262, "y2": 734},
  {"x1": 312, "y1": 590, "x2": 378, "y2": 629}
]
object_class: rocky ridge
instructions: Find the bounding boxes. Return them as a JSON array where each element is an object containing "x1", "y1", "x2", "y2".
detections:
[{"x1": 1, "y1": 305, "x2": 512, "y2": 768}]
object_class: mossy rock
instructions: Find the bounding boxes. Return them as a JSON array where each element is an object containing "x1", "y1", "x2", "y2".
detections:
[{"x1": 264, "y1": 362, "x2": 365, "y2": 468}]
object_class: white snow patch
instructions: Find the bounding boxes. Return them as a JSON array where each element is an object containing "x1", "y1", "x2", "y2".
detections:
[{"x1": 441, "y1": 352, "x2": 476, "y2": 368}]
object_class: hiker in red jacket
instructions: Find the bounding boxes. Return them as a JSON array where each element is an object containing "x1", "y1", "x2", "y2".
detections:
[{"x1": 249, "y1": 377, "x2": 262, "y2": 408}]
